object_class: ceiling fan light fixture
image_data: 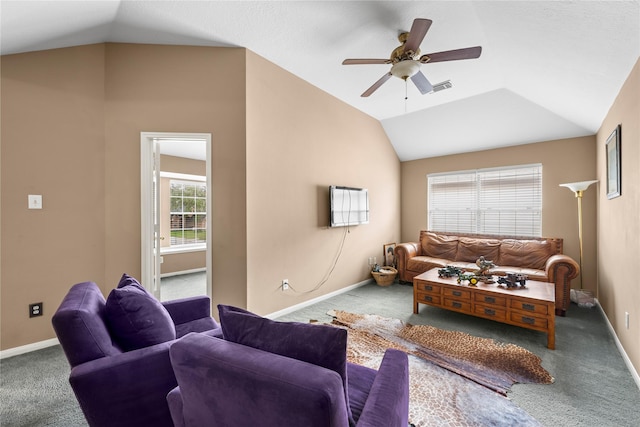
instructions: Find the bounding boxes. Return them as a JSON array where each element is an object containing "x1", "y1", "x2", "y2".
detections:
[{"x1": 390, "y1": 60, "x2": 420, "y2": 79}]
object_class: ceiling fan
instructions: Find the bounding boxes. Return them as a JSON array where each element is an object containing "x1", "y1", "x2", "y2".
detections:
[{"x1": 342, "y1": 18, "x2": 482, "y2": 97}]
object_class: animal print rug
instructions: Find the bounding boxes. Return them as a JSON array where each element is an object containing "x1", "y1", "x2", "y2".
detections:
[{"x1": 331, "y1": 311, "x2": 553, "y2": 427}]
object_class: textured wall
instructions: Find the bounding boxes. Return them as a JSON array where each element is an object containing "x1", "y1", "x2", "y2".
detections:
[
  {"x1": 1, "y1": 43, "x2": 399, "y2": 350},
  {"x1": 245, "y1": 51, "x2": 401, "y2": 314},
  {"x1": 596, "y1": 57, "x2": 639, "y2": 377}
]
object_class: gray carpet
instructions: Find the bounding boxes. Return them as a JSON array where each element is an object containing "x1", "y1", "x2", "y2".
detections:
[{"x1": 1, "y1": 281, "x2": 639, "y2": 426}]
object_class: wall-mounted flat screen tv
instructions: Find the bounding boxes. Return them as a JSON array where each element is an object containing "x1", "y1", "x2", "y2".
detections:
[{"x1": 329, "y1": 186, "x2": 369, "y2": 227}]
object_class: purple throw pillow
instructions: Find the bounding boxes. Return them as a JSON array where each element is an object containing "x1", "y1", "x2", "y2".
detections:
[
  {"x1": 117, "y1": 273, "x2": 145, "y2": 290},
  {"x1": 105, "y1": 275, "x2": 176, "y2": 351},
  {"x1": 218, "y1": 305, "x2": 354, "y2": 425}
]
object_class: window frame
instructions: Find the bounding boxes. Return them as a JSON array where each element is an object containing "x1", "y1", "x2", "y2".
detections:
[{"x1": 164, "y1": 173, "x2": 207, "y2": 251}]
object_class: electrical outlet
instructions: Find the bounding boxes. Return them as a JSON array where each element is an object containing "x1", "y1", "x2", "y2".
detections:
[
  {"x1": 625, "y1": 312, "x2": 630, "y2": 329},
  {"x1": 29, "y1": 302, "x2": 43, "y2": 318},
  {"x1": 282, "y1": 279, "x2": 289, "y2": 291}
]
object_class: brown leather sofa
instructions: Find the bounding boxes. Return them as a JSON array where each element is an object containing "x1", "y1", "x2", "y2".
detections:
[{"x1": 395, "y1": 231, "x2": 580, "y2": 316}]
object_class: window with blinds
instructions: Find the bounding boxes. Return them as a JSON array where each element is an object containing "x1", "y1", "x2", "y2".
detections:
[
  {"x1": 428, "y1": 164, "x2": 542, "y2": 237},
  {"x1": 170, "y1": 179, "x2": 207, "y2": 247}
]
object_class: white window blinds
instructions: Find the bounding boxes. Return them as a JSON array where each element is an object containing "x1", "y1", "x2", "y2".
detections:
[{"x1": 428, "y1": 164, "x2": 542, "y2": 237}]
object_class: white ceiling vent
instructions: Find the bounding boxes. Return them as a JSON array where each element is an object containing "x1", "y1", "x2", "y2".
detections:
[{"x1": 432, "y1": 80, "x2": 453, "y2": 93}]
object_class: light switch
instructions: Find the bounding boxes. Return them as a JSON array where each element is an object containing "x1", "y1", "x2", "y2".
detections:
[{"x1": 28, "y1": 195, "x2": 43, "y2": 209}]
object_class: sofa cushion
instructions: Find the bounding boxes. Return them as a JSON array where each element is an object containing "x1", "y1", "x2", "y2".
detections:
[
  {"x1": 492, "y1": 266, "x2": 548, "y2": 281},
  {"x1": 105, "y1": 275, "x2": 176, "y2": 351},
  {"x1": 455, "y1": 237, "x2": 501, "y2": 263},
  {"x1": 218, "y1": 305, "x2": 353, "y2": 425},
  {"x1": 499, "y1": 239, "x2": 555, "y2": 270},
  {"x1": 407, "y1": 256, "x2": 447, "y2": 273},
  {"x1": 420, "y1": 231, "x2": 459, "y2": 259}
]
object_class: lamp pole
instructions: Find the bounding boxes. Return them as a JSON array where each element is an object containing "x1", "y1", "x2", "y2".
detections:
[{"x1": 559, "y1": 180, "x2": 598, "y2": 290}]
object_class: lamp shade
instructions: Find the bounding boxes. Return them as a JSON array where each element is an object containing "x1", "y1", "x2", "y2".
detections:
[{"x1": 559, "y1": 180, "x2": 598, "y2": 192}]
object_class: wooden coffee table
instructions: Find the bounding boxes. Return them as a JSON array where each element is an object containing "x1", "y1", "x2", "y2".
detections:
[{"x1": 414, "y1": 268, "x2": 556, "y2": 349}]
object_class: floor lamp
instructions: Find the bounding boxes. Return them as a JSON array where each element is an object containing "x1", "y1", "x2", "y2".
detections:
[{"x1": 559, "y1": 180, "x2": 598, "y2": 292}]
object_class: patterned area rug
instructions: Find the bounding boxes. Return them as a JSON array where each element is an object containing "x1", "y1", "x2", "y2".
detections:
[{"x1": 331, "y1": 311, "x2": 553, "y2": 427}]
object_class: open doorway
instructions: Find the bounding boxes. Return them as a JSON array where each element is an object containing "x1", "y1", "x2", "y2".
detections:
[{"x1": 140, "y1": 132, "x2": 212, "y2": 301}]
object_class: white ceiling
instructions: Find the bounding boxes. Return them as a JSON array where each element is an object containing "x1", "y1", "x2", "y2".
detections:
[{"x1": 2, "y1": 1, "x2": 639, "y2": 161}]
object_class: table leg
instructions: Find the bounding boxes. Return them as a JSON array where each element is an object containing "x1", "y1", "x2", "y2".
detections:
[{"x1": 547, "y1": 313, "x2": 556, "y2": 349}]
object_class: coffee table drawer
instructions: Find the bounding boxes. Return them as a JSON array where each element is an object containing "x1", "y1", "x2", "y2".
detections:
[
  {"x1": 416, "y1": 282, "x2": 441, "y2": 294},
  {"x1": 474, "y1": 305, "x2": 507, "y2": 321},
  {"x1": 511, "y1": 312, "x2": 548, "y2": 329},
  {"x1": 474, "y1": 293, "x2": 507, "y2": 307},
  {"x1": 416, "y1": 293, "x2": 441, "y2": 305},
  {"x1": 510, "y1": 300, "x2": 549, "y2": 315},
  {"x1": 443, "y1": 288, "x2": 471, "y2": 300},
  {"x1": 443, "y1": 298, "x2": 471, "y2": 312}
]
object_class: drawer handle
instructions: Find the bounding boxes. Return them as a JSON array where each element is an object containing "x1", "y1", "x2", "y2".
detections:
[
  {"x1": 425, "y1": 285, "x2": 433, "y2": 291},
  {"x1": 453, "y1": 291, "x2": 462, "y2": 297},
  {"x1": 484, "y1": 296, "x2": 496, "y2": 303},
  {"x1": 423, "y1": 296, "x2": 433, "y2": 302},
  {"x1": 452, "y1": 302, "x2": 462, "y2": 308},
  {"x1": 522, "y1": 303, "x2": 535, "y2": 311},
  {"x1": 484, "y1": 308, "x2": 496, "y2": 316},
  {"x1": 522, "y1": 316, "x2": 535, "y2": 325}
]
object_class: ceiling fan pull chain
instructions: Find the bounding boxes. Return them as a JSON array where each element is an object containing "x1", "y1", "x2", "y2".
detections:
[{"x1": 404, "y1": 78, "x2": 408, "y2": 113}]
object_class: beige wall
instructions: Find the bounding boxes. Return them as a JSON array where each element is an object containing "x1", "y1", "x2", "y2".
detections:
[
  {"x1": 245, "y1": 51, "x2": 401, "y2": 314},
  {"x1": 0, "y1": 43, "x2": 400, "y2": 350},
  {"x1": 1, "y1": 43, "x2": 249, "y2": 350},
  {"x1": 103, "y1": 43, "x2": 249, "y2": 314},
  {"x1": 596, "y1": 57, "x2": 639, "y2": 375},
  {"x1": 401, "y1": 136, "x2": 598, "y2": 290},
  {"x1": 1, "y1": 45, "x2": 107, "y2": 348},
  {"x1": 161, "y1": 251, "x2": 206, "y2": 275}
]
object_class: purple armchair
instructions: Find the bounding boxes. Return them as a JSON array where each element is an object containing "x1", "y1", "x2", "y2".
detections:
[
  {"x1": 167, "y1": 306, "x2": 410, "y2": 427},
  {"x1": 52, "y1": 280, "x2": 222, "y2": 427}
]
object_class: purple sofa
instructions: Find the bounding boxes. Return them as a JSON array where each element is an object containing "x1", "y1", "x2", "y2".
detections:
[
  {"x1": 52, "y1": 280, "x2": 222, "y2": 427},
  {"x1": 167, "y1": 305, "x2": 410, "y2": 427}
]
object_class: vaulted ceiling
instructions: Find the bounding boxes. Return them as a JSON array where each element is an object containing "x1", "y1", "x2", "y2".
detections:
[{"x1": 2, "y1": 1, "x2": 639, "y2": 161}]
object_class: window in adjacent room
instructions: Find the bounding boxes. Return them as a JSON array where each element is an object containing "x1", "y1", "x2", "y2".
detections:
[
  {"x1": 170, "y1": 179, "x2": 207, "y2": 247},
  {"x1": 427, "y1": 164, "x2": 542, "y2": 237}
]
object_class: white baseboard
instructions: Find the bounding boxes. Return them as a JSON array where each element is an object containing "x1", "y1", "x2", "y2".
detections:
[
  {"x1": 596, "y1": 299, "x2": 640, "y2": 390},
  {"x1": 0, "y1": 280, "x2": 373, "y2": 359},
  {"x1": 160, "y1": 268, "x2": 206, "y2": 278},
  {"x1": 0, "y1": 337, "x2": 59, "y2": 360},
  {"x1": 265, "y1": 279, "x2": 374, "y2": 319}
]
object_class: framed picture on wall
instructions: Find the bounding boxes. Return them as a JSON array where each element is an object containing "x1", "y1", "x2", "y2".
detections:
[
  {"x1": 383, "y1": 243, "x2": 396, "y2": 267},
  {"x1": 606, "y1": 124, "x2": 621, "y2": 199}
]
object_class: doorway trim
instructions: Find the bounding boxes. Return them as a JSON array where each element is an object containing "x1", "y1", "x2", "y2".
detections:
[{"x1": 140, "y1": 132, "x2": 212, "y2": 300}]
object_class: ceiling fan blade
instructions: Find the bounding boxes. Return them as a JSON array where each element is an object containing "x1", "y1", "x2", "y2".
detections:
[
  {"x1": 361, "y1": 72, "x2": 392, "y2": 97},
  {"x1": 403, "y1": 18, "x2": 433, "y2": 55},
  {"x1": 410, "y1": 71, "x2": 433, "y2": 95},
  {"x1": 342, "y1": 58, "x2": 391, "y2": 65},
  {"x1": 420, "y1": 46, "x2": 482, "y2": 63}
]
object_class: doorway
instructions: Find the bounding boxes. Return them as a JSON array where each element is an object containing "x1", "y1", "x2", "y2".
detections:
[{"x1": 140, "y1": 132, "x2": 212, "y2": 301}]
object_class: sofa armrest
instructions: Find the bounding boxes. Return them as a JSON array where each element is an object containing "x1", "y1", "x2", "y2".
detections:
[
  {"x1": 169, "y1": 335, "x2": 350, "y2": 427},
  {"x1": 167, "y1": 387, "x2": 185, "y2": 427},
  {"x1": 394, "y1": 242, "x2": 419, "y2": 282},
  {"x1": 356, "y1": 349, "x2": 409, "y2": 427},
  {"x1": 162, "y1": 295, "x2": 211, "y2": 325},
  {"x1": 545, "y1": 254, "x2": 580, "y2": 281},
  {"x1": 69, "y1": 341, "x2": 177, "y2": 427},
  {"x1": 545, "y1": 254, "x2": 580, "y2": 316}
]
